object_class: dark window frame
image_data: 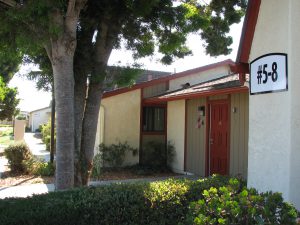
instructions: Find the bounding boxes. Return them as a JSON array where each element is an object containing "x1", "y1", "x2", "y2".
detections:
[{"x1": 142, "y1": 105, "x2": 166, "y2": 133}]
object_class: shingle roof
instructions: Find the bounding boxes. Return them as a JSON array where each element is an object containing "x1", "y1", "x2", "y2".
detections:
[
  {"x1": 145, "y1": 74, "x2": 249, "y2": 102},
  {"x1": 134, "y1": 70, "x2": 171, "y2": 84}
]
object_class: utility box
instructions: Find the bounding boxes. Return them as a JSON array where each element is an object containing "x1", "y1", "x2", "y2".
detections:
[{"x1": 14, "y1": 119, "x2": 26, "y2": 141}]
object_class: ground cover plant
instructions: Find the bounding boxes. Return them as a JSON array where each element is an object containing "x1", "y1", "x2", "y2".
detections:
[
  {"x1": 0, "y1": 126, "x2": 14, "y2": 146},
  {"x1": 0, "y1": 175, "x2": 298, "y2": 225}
]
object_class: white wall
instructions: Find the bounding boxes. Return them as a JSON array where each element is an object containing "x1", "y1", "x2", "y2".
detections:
[
  {"x1": 167, "y1": 100, "x2": 185, "y2": 173},
  {"x1": 248, "y1": 0, "x2": 300, "y2": 209},
  {"x1": 288, "y1": 0, "x2": 300, "y2": 209},
  {"x1": 30, "y1": 107, "x2": 51, "y2": 132}
]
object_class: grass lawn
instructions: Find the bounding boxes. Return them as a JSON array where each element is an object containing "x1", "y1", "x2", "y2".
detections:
[{"x1": 0, "y1": 126, "x2": 14, "y2": 146}]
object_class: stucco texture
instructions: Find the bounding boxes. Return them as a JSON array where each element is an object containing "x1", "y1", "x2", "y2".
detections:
[
  {"x1": 101, "y1": 89, "x2": 141, "y2": 165},
  {"x1": 248, "y1": 0, "x2": 300, "y2": 209},
  {"x1": 167, "y1": 100, "x2": 185, "y2": 173}
]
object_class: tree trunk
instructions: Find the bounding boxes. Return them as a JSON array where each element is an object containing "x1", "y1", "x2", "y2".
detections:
[
  {"x1": 80, "y1": 83, "x2": 103, "y2": 185},
  {"x1": 74, "y1": 77, "x2": 87, "y2": 186},
  {"x1": 50, "y1": 90, "x2": 55, "y2": 163},
  {"x1": 52, "y1": 55, "x2": 75, "y2": 189}
]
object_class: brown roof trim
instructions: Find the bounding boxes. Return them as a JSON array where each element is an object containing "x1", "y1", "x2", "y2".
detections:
[
  {"x1": 103, "y1": 59, "x2": 235, "y2": 99},
  {"x1": 236, "y1": 0, "x2": 261, "y2": 64},
  {"x1": 144, "y1": 86, "x2": 248, "y2": 103}
]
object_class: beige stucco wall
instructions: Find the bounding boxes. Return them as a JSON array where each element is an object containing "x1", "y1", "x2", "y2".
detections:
[
  {"x1": 29, "y1": 107, "x2": 51, "y2": 132},
  {"x1": 14, "y1": 120, "x2": 26, "y2": 141},
  {"x1": 167, "y1": 100, "x2": 185, "y2": 173},
  {"x1": 101, "y1": 89, "x2": 141, "y2": 165},
  {"x1": 248, "y1": 0, "x2": 300, "y2": 209},
  {"x1": 94, "y1": 105, "x2": 105, "y2": 153},
  {"x1": 169, "y1": 66, "x2": 230, "y2": 91}
]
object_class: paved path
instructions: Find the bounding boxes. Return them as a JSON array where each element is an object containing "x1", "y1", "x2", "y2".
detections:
[
  {"x1": 0, "y1": 175, "x2": 195, "y2": 199},
  {"x1": 0, "y1": 145, "x2": 8, "y2": 179},
  {"x1": 0, "y1": 156, "x2": 7, "y2": 179},
  {"x1": 24, "y1": 133, "x2": 50, "y2": 162},
  {"x1": 0, "y1": 132, "x2": 50, "y2": 178}
]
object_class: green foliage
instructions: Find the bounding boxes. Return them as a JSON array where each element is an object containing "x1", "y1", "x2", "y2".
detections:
[
  {"x1": 184, "y1": 178, "x2": 298, "y2": 225},
  {"x1": 0, "y1": 176, "x2": 297, "y2": 225},
  {"x1": 41, "y1": 119, "x2": 55, "y2": 152},
  {"x1": 4, "y1": 142, "x2": 32, "y2": 173},
  {"x1": 15, "y1": 115, "x2": 26, "y2": 120},
  {"x1": 98, "y1": 142, "x2": 138, "y2": 167},
  {"x1": 1, "y1": 175, "x2": 296, "y2": 225},
  {"x1": 24, "y1": 157, "x2": 55, "y2": 176},
  {"x1": 0, "y1": 176, "x2": 231, "y2": 225},
  {"x1": 0, "y1": 127, "x2": 13, "y2": 137},
  {"x1": 0, "y1": 126, "x2": 14, "y2": 145},
  {"x1": 142, "y1": 141, "x2": 175, "y2": 170},
  {"x1": 91, "y1": 153, "x2": 101, "y2": 178},
  {"x1": 0, "y1": 77, "x2": 20, "y2": 120}
]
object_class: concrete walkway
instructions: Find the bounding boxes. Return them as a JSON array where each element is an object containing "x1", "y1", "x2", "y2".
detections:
[
  {"x1": 0, "y1": 175, "x2": 194, "y2": 199},
  {"x1": 24, "y1": 132, "x2": 50, "y2": 162}
]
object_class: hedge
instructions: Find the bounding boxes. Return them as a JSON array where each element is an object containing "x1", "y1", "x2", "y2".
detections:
[{"x1": 0, "y1": 176, "x2": 298, "y2": 225}]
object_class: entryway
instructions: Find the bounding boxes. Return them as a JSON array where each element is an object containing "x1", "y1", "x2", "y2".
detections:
[{"x1": 208, "y1": 100, "x2": 229, "y2": 176}]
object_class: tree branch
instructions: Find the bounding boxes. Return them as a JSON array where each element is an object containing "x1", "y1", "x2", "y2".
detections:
[{"x1": 66, "y1": 0, "x2": 76, "y2": 17}]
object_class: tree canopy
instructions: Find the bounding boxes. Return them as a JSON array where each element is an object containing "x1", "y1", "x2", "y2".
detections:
[{"x1": 0, "y1": 0, "x2": 247, "y2": 189}]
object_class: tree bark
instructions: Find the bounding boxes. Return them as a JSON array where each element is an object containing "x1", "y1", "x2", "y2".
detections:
[
  {"x1": 48, "y1": 0, "x2": 87, "y2": 190},
  {"x1": 80, "y1": 83, "x2": 103, "y2": 185},
  {"x1": 52, "y1": 54, "x2": 75, "y2": 190},
  {"x1": 50, "y1": 90, "x2": 55, "y2": 163},
  {"x1": 74, "y1": 77, "x2": 87, "y2": 186}
]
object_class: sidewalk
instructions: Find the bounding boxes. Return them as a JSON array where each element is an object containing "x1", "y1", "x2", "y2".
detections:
[
  {"x1": 0, "y1": 175, "x2": 194, "y2": 199},
  {"x1": 0, "y1": 145, "x2": 8, "y2": 179},
  {"x1": 24, "y1": 133, "x2": 50, "y2": 162}
]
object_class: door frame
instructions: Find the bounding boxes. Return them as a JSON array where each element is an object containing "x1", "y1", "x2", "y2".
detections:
[{"x1": 205, "y1": 98, "x2": 231, "y2": 176}]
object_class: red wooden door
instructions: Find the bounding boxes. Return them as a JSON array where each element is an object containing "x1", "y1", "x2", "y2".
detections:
[{"x1": 209, "y1": 101, "x2": 229, "y2": 175}]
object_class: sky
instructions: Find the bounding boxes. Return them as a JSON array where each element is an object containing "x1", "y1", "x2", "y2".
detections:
[{"x1": 8, "y1": 19, "x2": 243, "y2": 112}]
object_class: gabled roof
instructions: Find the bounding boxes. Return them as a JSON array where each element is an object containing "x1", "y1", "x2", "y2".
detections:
[
  {"x1": 144, "y1": 74, "x2": 249, "y2": 103},
  {"x1": 236, "y1": 0, "x2": 261, "y2": 64},
  {"x1": 103, "y1": 59, "x2": 235, "y2": 98}
]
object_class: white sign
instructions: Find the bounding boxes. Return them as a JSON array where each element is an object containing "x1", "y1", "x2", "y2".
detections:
[{"x1": 250, "y1": 53, "x2": 288, "y2": 95}]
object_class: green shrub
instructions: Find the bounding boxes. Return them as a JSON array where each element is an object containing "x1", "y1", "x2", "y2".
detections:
[
  {"x1": 24, "y1": 157, "x2": 55, "y2": 176},
  {"x1": 4, "y1": 142, "x2": 32, "y2": 173},
  {"x1": 15, "y1": 115, "x2": 26, "y2": 120},
  {"x1": 0, "y1": 176, "x2": 297, "y2": 225},
  {"x1": 98, "y1": 142, "x2": 138, "y2": 167},
  {"x1": 184, "y1": 178, "x2": 298, "y2": 225},
  {"x1": 41, "y1": 120, "x2": 55, "y2": 152},
  {"x1": 0, "y1": 176, "x2": 229, "y2": 225},
  {"x1": 91, "y1": 153, "x2": 101, "y2": 178},
  {"x1": 142, "y1": 141, "x2": 175, "y2": 170}
]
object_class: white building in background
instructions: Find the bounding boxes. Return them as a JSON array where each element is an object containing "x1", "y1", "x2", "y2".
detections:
[{"x1": 28, "y1": 106, "x2": 51, "y2": 132}]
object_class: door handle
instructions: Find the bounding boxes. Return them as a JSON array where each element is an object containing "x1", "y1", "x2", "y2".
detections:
[{"x1": 210, "y1": 138, "x2": 214, "y2": 145}]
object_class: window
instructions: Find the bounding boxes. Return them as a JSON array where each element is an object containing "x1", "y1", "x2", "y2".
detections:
[{"x1": 142, "y1": 106, "x2": 165, "y2": 132}]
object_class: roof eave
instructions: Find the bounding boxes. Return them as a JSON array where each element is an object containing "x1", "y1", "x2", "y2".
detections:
[
  {"x1": 236, "y1": 0, "x2": 261, "y2": 64},
  {"x1": 103, "y1": 59, "x2": 236, "y2": 99},
  {"x1": 144, "y1": 86, "x2": 249, "y2": 103}
]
